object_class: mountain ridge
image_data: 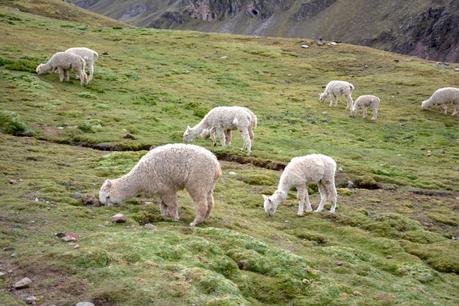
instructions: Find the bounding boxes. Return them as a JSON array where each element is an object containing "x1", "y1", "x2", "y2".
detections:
[{"x1": 66, "y1": 0, "x2": 459, "y2": 62}]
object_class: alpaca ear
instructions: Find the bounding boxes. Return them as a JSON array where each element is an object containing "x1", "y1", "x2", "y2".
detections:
[
  {"x1": 105, "y1": 179, "x2": 112, "y2": 188},
  {"x1": 187, "y1": 125, "x2": 191, "y2": 130},
  {"x1": 262, "y1": 195, "x2": 269, "y2": 201}
]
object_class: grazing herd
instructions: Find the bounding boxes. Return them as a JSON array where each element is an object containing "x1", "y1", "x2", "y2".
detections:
[{"x1": 35, "y1": 47, "x2": 458, "y2": 226}]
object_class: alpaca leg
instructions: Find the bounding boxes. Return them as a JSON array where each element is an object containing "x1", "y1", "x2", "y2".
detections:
[
  {"x1": 240, "y1": 129, "x2": 252, "y2": 154},
  {"x1": 57, "y1": 67, "x2": 65, "y2": 82},
  {"x1": 371, "y1": 108, "x2": 378, "y2": 121},
  {"x1": 345, "y1": 94, "x2": 353, "y2": 110},
  {"x1": 209, "y1": 129, "x2": 217, "y2": 146},
  {"x1": 161, "y1": 193, "x2": 179, "y2": 221},
  {"x1": 362, "y1": 107, "x2": 368, "y2": 119},
  {"x1": 189, "y1": 193, "x2": 208, "y2": 227},
  {"x1": 216, "y1": 127, "x2": 226, "y2": 146},
  {"x1": 315, "y1": 182, "x2": 328, "y2": 212},
  {"x1": 452, "y1": 105, "x2": 458, "y2": 116},
  {"x1": 329, "y1": 95, "x2": 336, "y2": 107},
  {"x1": 64, "y1": 69, "x2": 70, "y2": 81},
  {"x1": 327, "y1": 181, "x2": 338, "y2": 213},
  {"x1": 205, "y1": 190, "x2": 214, "y2": 220},
  {"x1": 296, "y1": 185, "x2": 309, "y2": 216},
  {"x1": 225, "y1": 129, "x2": 232, "y2": 145},
  {"x1": 88, "y1": 64, "x2": 94, "y2": 82},
  {"x1": 248, "y1": 127, "x2": 254, "y2": 141},
  {"x1": 441, "y1": 104, "x2": 448, "y2": 115},
  {"x1": 159, "y1": 201, "x2": 168, "y2": 217}
]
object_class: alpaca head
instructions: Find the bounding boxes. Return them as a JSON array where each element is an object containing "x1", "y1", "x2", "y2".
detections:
[
  {"x1": 262, "y1": 194, "x2": 279, "y2": 216},
  {"x1": 319, "y1": 92, "x2": 327, "y2": 103},
  {"x1": 99, "y1": 179, "x2": 122, "y2": 206},
  {"x1": 36, "y1": 64, "x2": 47, "y2": 75},
  {"x1": 421, "y1": 99, "x2": 432, "y2": 110},
  {"x1": 183, "y1": 126, "x2": 195, "y2": 143}
]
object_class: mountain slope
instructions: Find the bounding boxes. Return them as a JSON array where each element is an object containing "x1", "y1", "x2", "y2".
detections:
[
  {"x1": 1, "y1": 1, "x2": 459, "y2": 305},
  {"x1": 66, "y1": 0, "x2": 459, "y2": 62}
]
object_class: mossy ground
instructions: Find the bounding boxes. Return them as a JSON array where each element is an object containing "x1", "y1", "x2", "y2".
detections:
[{"x1": 0, "y1": 1, "x2": 458, "y2": 305}]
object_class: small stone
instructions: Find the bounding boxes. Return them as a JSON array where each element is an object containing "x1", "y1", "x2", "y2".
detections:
[
  {"x1": 301, "y1": 44, "x2": 309, "y2": 48},
  {"x1": 14, "y1": 277, "x2": 32, "y2": 289},
  {"x1": 228, "y1": 171, "x2": 236, "y2": 176},
  {"x1": 112, "y1": 213, "x2": 127, "y2": 223},
  {"x1": 454, "y1": 67, "x2": 459, "y2": 72},
  {"x1": 123, "y1": 133, "x2": 137, "y2": 140},
  {"x1": 393, "y1": 59, "x2": 400, "y2": 63},
  {"x1": 336, "y1": 261, "x2": 344, "y2": 266},
  {"x1": 352, "y1": 290, "x2": 363, "y2": 296},
  {"x1": 321, "y1": 111, "x2": 328, "y2": 115},
  {"x1": 302, "y1": 278, "x2": 311, "y2": 284},
  {"x1": 347, "y1": 180, "x2": 354, "y2": 188},
  {"x1": 11, "y1": 252, "x2": 16, "y2": 257},
  {"x1": 76, "y1": 302, "x2": 95, "y2": 306},
  {"x1": 340, "y1": 292, "x2": 349, "y2": 299},
  {"x1": 59, "y1": 232, "x2": 79, "y2": 242},
  {"x1": 427, "y1": 150, "x2": 432, "y2": 157},
  {"x1": 72, "y1": 192, "x2": 82, "y2": 200},
  {"x1": 144, "y1": 223, "x2": 156, "y2": 230},
  {"x1": 80, "y1": 195, "x2": 99, "y2": 206},
  {"x1": 452, "y1": 236, "x2": 458, "y2": 240},
  {"x1": 9, "y1": 179, "x2": 17, "y2": 184},
  {"x1": 386, "y1": 255, "x2": 393, "y2": 259},
  {"x1": 73, "y1": 244, "x2": 80, "y2": 249},
  {"x1": 220, "y1": 56, "x2": 227, "y2": 59},
  {"x1": 0, "y1": 271, "x2": 6, "y2": 278},
  {"x1": 25, "y1": 295, "x2": 37, "y2": 305},
  {"x1": 3, "y1": 246, "x2": 14, "y2": 252}
]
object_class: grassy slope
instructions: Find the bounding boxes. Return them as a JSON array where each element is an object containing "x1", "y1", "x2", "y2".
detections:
[{"x1": 0, "y1": 2, "x2": 458, "y2": 305}]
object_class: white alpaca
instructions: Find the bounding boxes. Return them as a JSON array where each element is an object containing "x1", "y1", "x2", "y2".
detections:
[
  {"x1": 65, "y1": 47, "x2": 99, "y2": 83},
  {"x1": 351, "y1": 95, "x2": 380, "y2": 121},
  {"x1": 200, "y1": 107, "x2": 257, "y2": 146},
  {"x1": 320, "y1": 80, "x2": 355, "y2": 109},
  {"x1": 99, "y1": 144, "x2": 222, "y2": 226},
  {"x1": 36, "y1": 52, "x2": 87, "y2": 86},
  {"x1": 262, "y1": 154, "x2": 337, "y2": 216},
  {"x1": 421, "y1": 87, "x2": 459, "y2": 116},
  {"x1": 183, "y1": 106, "x2": 256, "y2": 154}
]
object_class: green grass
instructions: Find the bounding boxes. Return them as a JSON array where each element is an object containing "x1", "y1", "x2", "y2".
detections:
[{"x1": 0, "y1": 2, "x2": 458, "y2": 305}]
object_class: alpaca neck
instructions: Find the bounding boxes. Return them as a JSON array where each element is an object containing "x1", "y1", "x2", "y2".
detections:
[
  {"x1": 190, "y1": 120, "x2": 207, "y2": 138},
  {"x1": 113, "y1": 173, "x2": 142, "y2": 202}
]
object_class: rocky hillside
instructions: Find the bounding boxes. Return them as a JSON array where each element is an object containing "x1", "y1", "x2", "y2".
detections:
[{"x1": 65, "y1": 0, "x2": 459, "y2": 62}]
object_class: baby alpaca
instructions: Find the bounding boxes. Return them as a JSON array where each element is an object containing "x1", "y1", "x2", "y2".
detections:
[
  {"x1": 320, "y1": 80, "x2": 355, "y2": 110},
  {"x1": 36, "y1": 52, "x2": 87, "y2": 86},
  {"x1": 263, "y1": 154, "x2": 337, "y2": 216},
  {"x1": 183, "y1": 106, "x2": 256, "y2": 154},
  {"x1": 351, "y1": 95, "x2": 380, "y2": 121},
  {"x1": 65, "y1": 47, "x2": 98, "y2": 82},
  {"x1": 99, "y1": 144, "x2": 221, "y2": 226},
  {"x1": 421, "y1": 87, "x2": 459, "y2": 116}
]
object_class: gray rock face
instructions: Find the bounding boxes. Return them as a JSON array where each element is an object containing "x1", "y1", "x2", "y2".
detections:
[
  {"x1": 293, "y1": 0, "x2": 336, "y2": 21},
  {"x1": 76, "y1": 302, "x2": 95, "y2": 306},
  {"x1": 14, "y1": 277, "x2": 32, "y2": 289}
]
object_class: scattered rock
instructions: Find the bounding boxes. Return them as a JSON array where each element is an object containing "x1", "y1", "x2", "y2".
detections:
[
  {"x1": 220, "y1": 56, "x2": 227, "y2": 59},
  {"x1": 454, "y1": 67, "x2": 459, "y2": 72},
  {"x1": 352, "y1": 290, "x2": 363, "y2": 296},
  {"x1": 0, "y1": 271, "x2": 6, "y2": 278},
  {"x1": 340, "y1": 292, "x2": 349, "y2": 299},
  {"x1": 452, "y1": 236, "x2": 458, "y2": 240},
  {"x1": 228, "y1": 171, "x2": 237, "y2": 176},
  {"x1": 72, "y1": 192, "x2": 82, "y2": 200},
  {"x1": 76, "y1": 302, "x2": 95, "y2": 306},
  {"x1": 11, "y1": 252, "x2": 16, "y2": 257},
  {"x1": 25, "y1": 295, "x2": 37, "y2": 305},
  {"x1": 427, "y1": 150, "x2": 432, "y2": 156},
  {"x1": 73, "y1": 244, "x2": 80, "y2": 249},
  {"x1": 394, "y1": 59, "x2": 400, "y2": 63},
  {"x1": 435, "y1": 62, "x2": 449, "y2": 68},
  {"x1": 3, "y1": 246, "x2": 14, "y2": 252},
  {"x1": 302, "y1": 278, "x2": 311, "y2": 284},
  {"x1": 80, "y1": 195, "x2": 100, "y2": 206},
  {"x1": 112, "y1": 213, "x2": 127, "y2": 223},
  {"x1": 347, "y1": 180, "x2": 354, "y2": 188},
  {"x1": 9, "y1": 179, "x2": 17, "y2": 184},
  {"x1": 321, "y1": 111, "x2": 328, "y2": 115},
  {"x1": 56, "y1": 232, "x2": 79, "y2": 242},
  {"x1": 301, "y1": 44, "x2": 309, "y2": 48},
  {"x1": 386, "y1": 255, "x2": 393, "y2": 259},
  {"x1": 336, "y1": 261, "x2": 344, "y2": 266},
  {"x1": 144, "y1": 223, "x2": 156, "y2": 231},
  {"x1": 123, "y1": 133, "x2": 137, "y2": 140},
  {"x1": 102, "y1": 51, "x2": 109, "y2": 55},
  {"x1": 14, "y1": 277, "x2": 32, "y2": 289}
]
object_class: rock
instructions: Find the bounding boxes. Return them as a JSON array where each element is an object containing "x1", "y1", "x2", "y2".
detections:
[
  {"x1": 0, "y1": 271, "x2": 6, "y2": 278},
  {"x1": 336, "y1": 261, "x2": 344, "y2": 266},
  {"x1": 352, "y1": 290, "x2": 363, "y2": 296},
  {"x1": 394, "y1": 59, "x2": 400, "y2": 63},
  {"x1": 321, "y1": 111, "x2": 328, "y2": 115},
  {"x1": 427, "y1": 150, "x2": 432, "y2": 156},
  {"x1": 435, "y1": 61, "x2": 449, "y2": 68},
  {"x1": 14, "y1": 277, "x2": 32, "y2": 289},
  {"x1": 57, "y1": 232, "x2": 79, "y2": 242},
  {"x1": 386, "y1": 255, "x2": 393, "y2": 259},
  {"x1": 80, "y1": 195, "x2": 100, "y2": 206},
  {"x1": 9, "y1": 179, "x2": 17, "y2": 184},
  {"x1": 301, "y1": 44, "x2": 309, "y2": 48},
  {"x1": 144, "y1": 223, "x2": 156, "y2": 230},
  {"x1": 11, "y1": 252, "x2": 16, "y2": 257},
  {"x1": 220, "y1": 56, "x2": 227, "y2": 59},
  {"x1": 3, "y1": 246, "x2": 14, "y2": 251},
  {"x1": 73, "y1": 244, "x2": 80, "y2": 249},
  {"x1": 25, "y1": 295, "x2": 37, "y2": 305},
  {"x1": 72, "y1": 192, "x2": 82, "y2": 200},
  {"x1": 123, "y1": 133, "x2": 137, "y2": 140},
  {"x1": 228, "y1": 171, "x2": 237, "y2": 176},
  {"x1": 76, "y1": 302, "x2": 95, "y2": 306},
  {"x1": 454, "y1": 68, "x2": 459, "y2": 72},
  {"x1": 347, "y1": 180, "x2": 354, "y2": 188},
  {"x1": 112, "y1": 213, "x2": 127, "y2": 223},
  {"x1": 302, "y1": 278, "x2": 311, "y2": 284}
]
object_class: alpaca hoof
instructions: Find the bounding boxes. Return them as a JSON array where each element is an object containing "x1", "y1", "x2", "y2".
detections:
[
  {"x1": 330, "y1": 210, "x2": 336, "y2": 214},
  {"x1": 314, "y1": 209, "x2": 323, "y2": 213},
  {"x1": 297, "y1": 212, "x2": 304, "y2": 217},
  {"x1": 306, "y1": 209, "x2": 313, "y2": 213}
]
